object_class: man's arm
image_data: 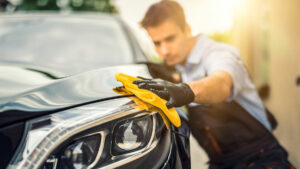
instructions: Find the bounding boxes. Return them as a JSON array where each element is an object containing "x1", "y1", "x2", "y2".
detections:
[
  {"x1": 134, "y1": 70, "x2": 233, "y2": 108},
  {"x1": 187, "y1": 71, "x2": 233, "y2": 104},
  {"x1": 135, "y1": 51, "x2": 242, "y2": 108}
]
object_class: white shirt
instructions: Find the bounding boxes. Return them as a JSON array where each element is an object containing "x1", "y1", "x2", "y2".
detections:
[{"x1": 175, "y1": 35, "x2": 272, "y2": 130}]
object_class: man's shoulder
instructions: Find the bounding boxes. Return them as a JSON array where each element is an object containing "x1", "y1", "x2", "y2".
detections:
[
  {"x1": 199, "y1": 37, "x2": 245, "y2": 70},
  {"x1": 195, "y1": 35, "x2": 240, "y2": 58},
  {"x1": 207, "y1": 38, "x2": 240, "y2": 56},
  {"x1": 187, "y1": 35, "x2": 241, "y2": 65}
]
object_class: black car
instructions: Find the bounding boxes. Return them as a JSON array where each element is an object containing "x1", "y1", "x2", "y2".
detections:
[{"x1": 0, "y1": 14, "x2": 190, "y2": 169}]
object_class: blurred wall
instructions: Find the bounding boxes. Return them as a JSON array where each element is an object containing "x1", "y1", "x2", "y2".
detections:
[
  {"x1": 267, "y1": 0, "x2": 300, "y2": 166},
  {"x1": 232, "y1": 0, "x2": 300, "y2": 167}
]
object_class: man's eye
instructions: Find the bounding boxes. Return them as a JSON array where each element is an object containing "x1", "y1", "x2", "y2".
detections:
[
  {"x1": 154, "y1": 41, "x2": 160, "y2": 46},
  {"x1": 166, "y1": 35, "x2": 175, "y2": 42}
]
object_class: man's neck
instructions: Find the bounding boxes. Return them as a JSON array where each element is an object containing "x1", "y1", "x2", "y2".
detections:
[{"x1": 179, "y1": 36, "x2": 197, "y2": 66}]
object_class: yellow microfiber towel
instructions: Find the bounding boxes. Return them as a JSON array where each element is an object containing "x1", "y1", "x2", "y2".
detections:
[
  {"x1": 114, "y1": 73, "x2": 181, "y2": 128},
  {"x1": 114, "y1": 86, "x2": 171, "y2": 129}
]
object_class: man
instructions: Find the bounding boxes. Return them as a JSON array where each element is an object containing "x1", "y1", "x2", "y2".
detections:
[{"x1": 134, "y1": 1, "x2": 294, "y2": 168}]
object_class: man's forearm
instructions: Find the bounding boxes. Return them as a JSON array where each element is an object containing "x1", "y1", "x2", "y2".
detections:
[{"x1": 186, "y1": 71, "x2": 233, "y2": 104}]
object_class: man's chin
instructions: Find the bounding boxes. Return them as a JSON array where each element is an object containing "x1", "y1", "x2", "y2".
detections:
[{"x1": 165, "y1": 59, "x2": 178, "y2": 66}]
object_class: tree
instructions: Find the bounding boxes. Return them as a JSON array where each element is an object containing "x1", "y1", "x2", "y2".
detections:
[{"x1": 2, "y1": 0, "x2": 118, "y2": 13}]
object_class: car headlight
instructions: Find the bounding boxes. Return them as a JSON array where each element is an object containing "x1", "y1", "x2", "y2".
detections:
[
  {"x1": 43, "y1": 134, "x2": 102, "y2": 169},
  {"x1": 7, "y1": 98, "x2": 167, "y2": 169},
  {"x1": 112, "y1": 116, "x2": 153, "y2": 155}
]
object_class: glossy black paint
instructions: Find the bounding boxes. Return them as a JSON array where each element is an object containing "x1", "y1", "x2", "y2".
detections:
[
  {"x1": 173, "y1": 120, "x2": 191, "y2": 169},
  {"x1": 0, "y1": 122, "x2": 25, "y2": 169},
  {"x1": 0, "y1": 64, "x2": 152, "y2": 127}
]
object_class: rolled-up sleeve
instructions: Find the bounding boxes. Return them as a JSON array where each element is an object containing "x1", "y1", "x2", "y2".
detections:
[{"x1": 204, "y1": 51, "x2": 247, "y2": 101}]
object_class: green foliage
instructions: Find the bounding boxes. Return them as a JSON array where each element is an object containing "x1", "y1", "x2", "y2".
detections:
[
  {"x1": 16, "y1": 0, "x2": 118, "y2": 13},
  {"x1": 209, "y1": 31, "x2": 232, "y2": 44}
]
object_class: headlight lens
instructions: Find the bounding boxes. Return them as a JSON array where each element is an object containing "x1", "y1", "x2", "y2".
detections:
[
  {"x1": 112, "y1": 116, "x2": 153, "y2": 155},
  {"x1": 62, "y1": 136, "x2": 99, "y2": 166},
  {"x1": 43, "y1": 134, "x2": 101, "y2": 169},
  {"x1": 8, "y1": 99, "x2": 167, "y2": 169}
]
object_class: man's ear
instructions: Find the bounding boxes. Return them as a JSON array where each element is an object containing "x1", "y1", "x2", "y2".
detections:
[{"x1": 184, "y1": 24, "x2": 192, "y2": 37}]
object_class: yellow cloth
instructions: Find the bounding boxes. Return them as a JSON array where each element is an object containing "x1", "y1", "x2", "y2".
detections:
[
  {"x1": 114, "y1": 73, "x2": 181, "y2": 128},
  {"x1": 113, "y1": 86, "x2": 171, "y2": 129}
]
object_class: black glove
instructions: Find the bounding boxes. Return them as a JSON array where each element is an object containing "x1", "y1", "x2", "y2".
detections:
[
  {"x1": 133, "y1": 78, "x2": 195, "y2": 108},
  {"x1": 139, "y1": 62, "x2": 181, "y2": 83}
]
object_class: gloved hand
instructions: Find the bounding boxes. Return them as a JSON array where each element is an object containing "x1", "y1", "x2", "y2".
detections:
[
  {"x1": 133, "y1": 78, "x2": 195, "y2": 108},
  {"x1": 139, "y1": 62, "x2": 181, "y2": 83}
]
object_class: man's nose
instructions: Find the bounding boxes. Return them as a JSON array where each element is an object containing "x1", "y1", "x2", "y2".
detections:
[{"x1": 160, "y1": 42, "x2": 170, "y2": 56}]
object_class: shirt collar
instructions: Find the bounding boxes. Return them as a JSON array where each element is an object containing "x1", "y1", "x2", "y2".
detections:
[{"x1": 186, "y1": 34, "x2": 207, "y2": 64}]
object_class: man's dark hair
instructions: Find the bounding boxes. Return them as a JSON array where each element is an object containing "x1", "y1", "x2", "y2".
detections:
[{"x1": 140, "y1": 0, "x2": 186, "y2": 31}]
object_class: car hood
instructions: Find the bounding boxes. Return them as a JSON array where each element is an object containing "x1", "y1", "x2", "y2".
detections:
[{"x1": 0, "y1": 64, "x2": 151, "y2": 126}]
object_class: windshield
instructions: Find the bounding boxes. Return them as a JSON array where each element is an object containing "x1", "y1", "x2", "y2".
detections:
[{"x1": 0, "y1": 16, "x2": 134, "y2": 75}]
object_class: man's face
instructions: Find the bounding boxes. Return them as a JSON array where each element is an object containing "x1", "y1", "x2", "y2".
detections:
[{"x1": 146, "y1": 20, "x2": 190, "y2": 66}]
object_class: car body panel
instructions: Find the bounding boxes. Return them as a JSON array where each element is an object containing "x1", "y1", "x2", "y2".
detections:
[
  {"x1": 0, "y1": 121, "x2": 25, "y2": 169},
  {"x1": 0, "y1": 64, "x2": 152, "y2": 127}
]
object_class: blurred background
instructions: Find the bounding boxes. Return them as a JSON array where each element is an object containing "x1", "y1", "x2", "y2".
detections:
[{"x1": 0, "y1": 0, "x2": 299, "y2": 168}]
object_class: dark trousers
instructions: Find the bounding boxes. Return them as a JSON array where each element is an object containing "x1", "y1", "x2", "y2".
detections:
[{"x1": 187, "y1": 101, "x2": 295, "y2": 169}]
